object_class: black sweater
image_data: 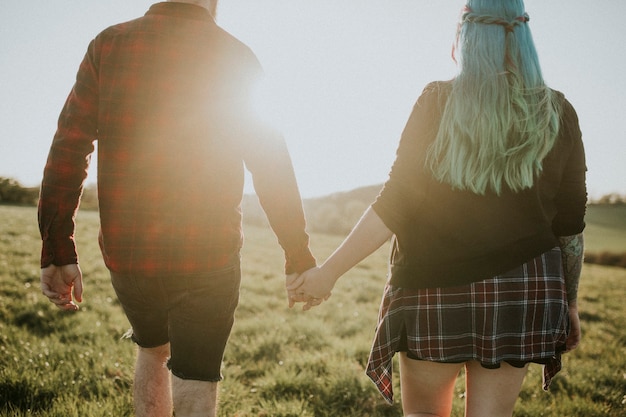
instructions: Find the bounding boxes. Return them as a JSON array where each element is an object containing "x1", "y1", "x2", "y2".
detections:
[{"x1": 372, "y1": 81, "x2": 587, "y2": 289}]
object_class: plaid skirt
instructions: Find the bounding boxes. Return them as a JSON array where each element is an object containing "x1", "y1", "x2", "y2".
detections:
[{"x1": 365, "y1": 248, "x2": 569, "y2": 404}]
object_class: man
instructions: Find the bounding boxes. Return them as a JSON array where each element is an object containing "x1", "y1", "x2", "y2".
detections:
[{"x1": 38, "y1": 1, "x2": 316, "y2": 416}]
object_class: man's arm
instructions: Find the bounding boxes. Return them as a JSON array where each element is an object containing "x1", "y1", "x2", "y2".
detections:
[
  {"x1": 39, "y1": 40, "x2": 99, "y2": 312},
  {"x1": 39, "y1": 39, "x2": 99, "y2": 269},
  {"x1": 243, "y1": 128, "x2": 316, "y2": 275}
]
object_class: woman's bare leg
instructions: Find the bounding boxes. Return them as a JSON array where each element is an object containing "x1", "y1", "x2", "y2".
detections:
[
  {"x1": 399, "y1": 353, "x2": 463, "y2": 417},
  {"x1": 464, "y1": 361, "x2": 528, "y2": 417}
]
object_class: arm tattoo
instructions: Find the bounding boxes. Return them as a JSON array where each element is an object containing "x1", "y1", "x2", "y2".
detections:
[{"x1": 558, "y1": 233, "x2": 584, "y2": 303}]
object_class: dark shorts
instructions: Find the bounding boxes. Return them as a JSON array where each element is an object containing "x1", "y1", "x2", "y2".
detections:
[
  {"x1": 110, "y1": 261, "x2": 241, "y2": 382},
  {"x1": 366, "y1": 248, "x2": 569, "y2": 403}
]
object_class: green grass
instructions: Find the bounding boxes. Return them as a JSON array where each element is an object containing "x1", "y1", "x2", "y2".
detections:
[
  {"x1": 1, "y1": 205, "x2": 625, "y2": 416},
  {"x1": 584, "y1": 204, "x2": 626, "y2": 253}
]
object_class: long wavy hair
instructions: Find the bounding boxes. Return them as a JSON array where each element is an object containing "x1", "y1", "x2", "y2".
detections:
[{"x1": 426, "y1": 0, "x2": 561, "y2": 195}]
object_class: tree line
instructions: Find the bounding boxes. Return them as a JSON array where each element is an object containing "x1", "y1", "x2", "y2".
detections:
[
  {"x1": 0, "y1": 177, "x2": 99, "y2": 210},
  {"x1": 0, "y1": 177, "x2": 39, "y2": 205}
]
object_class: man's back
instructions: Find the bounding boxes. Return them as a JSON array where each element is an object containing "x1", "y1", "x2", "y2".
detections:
[
  {"x1": 94, "y1": 3, "x2": 260, "y2": 274},
  {"x1": 40, "y1": 3, "x2": 315, "y2": 276}
]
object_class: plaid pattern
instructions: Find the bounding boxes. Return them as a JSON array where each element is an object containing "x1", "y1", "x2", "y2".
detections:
[
  {"x1": 39, "y1": 3, "x2": 316, "y2": 275},
  {"x1": 366, "y1": 248, "x2": 569, "y2": 404}
]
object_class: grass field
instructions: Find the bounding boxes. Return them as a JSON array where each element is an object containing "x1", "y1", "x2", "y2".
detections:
[
  {"x1": 584, "y1": 204, "x2": 626, "y2": 253},
  {"x1": 1, "y1": 205, "x2": 625, "y2": 416}
]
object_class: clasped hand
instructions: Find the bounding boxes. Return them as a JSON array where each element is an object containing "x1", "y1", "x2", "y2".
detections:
[{"x1": 286, "y1": 267, "x2": 334, "y2": 311}]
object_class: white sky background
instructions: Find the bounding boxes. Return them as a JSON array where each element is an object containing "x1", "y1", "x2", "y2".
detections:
[{"x1": 1, "y1": 1, "x2": 624, "y2": 199}]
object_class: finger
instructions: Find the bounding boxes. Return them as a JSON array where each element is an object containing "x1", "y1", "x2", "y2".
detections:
[
  {"x1": 286, "y1": 274, "x2": 306, "y2": 291},
  {"x1": 41, "y1": 283, "x2": 65, "y2": 302},
  {"x1": 41, "y1": 285, "x2": 60, "y2": 299},
  {"x1": 57, "y1": 302, "x2": 79, "y2": 312},
  {"x1": 73, "y1": 277, "x2": 83, "y2": 303},
  {"x1": 285, "y1": 273, "x2": 300, "y2": 286},
  {"x1": 302, "y1": 297, "x2": 324, "y2": 311},
  {"x1": 292, "y1": 287, "x2": 310, "y2": 299},
  {"x1": 304, "y1": 301, "x2": 320, "y2": 310},
  {"x1": 288, "y1": 288, "x2": 305, "y2": 299},
  {"x1": 48, "y1": 295, "x2": 72, "y2": 306},
  {"x1": 565, "y1": 334, "x2": 580, "y2": 352},
  {"x1": 565, "y1": 333, "x2": 578, "y2": 351},
  {"x1": 303, "y1": 301, "x2": 320, "y2": 311},
  {"x1": 310, "y1": 297, "x2": 323, "y2": 306},
  {"x1": 291, "y1": 294, "x2": 309, "y2": 303},
  {"x1": 287, "y1": 291, "x2": 307, "y2": 307}
]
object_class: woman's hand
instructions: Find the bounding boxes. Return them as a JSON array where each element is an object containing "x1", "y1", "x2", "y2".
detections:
[
  {"x1": 287, "y1": 267, "x2": 335, "y2": 311},
  {"x1": 565, "y1": 302, "x2": 581, "y2": 352}
]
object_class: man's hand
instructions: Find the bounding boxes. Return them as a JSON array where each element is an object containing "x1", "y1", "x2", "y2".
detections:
[
  {"x1": 40, "y1": 264, "x2": 83, "y2": 311},
  {"x1": 286, "y1": 273, "x2": 306, "y2": 308}
]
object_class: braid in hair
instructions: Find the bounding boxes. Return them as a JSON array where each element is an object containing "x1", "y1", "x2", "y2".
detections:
[
  {"x1": 460, "y1": 7, "x2": 531, "y2": 90},
  {"x1": 462, "y1": 10, "x2": 530, "y2": 33}
]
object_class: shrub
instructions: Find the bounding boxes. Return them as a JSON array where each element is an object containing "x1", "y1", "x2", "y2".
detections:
[
  {"x1": 585, "y1": 252, "x2": 626, "y2": 269},
  {"x1": 0, "y1": 177, "x2": 38, "y2": 206}
]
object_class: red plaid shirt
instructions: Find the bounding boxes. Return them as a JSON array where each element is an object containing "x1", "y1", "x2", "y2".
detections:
[{"x1": 39, "y1": 2, "x2": 316, "y2": 275}]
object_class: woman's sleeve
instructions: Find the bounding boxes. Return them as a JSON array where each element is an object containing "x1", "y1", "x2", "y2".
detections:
[
  {"x1": 371, "y1": 82, "x2": 441, "y2": 234},
  {"x1": 552, "y1": 98, "x2": 587, "y2": 237}
]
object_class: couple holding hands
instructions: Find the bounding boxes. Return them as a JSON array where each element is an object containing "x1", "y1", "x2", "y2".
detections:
[{"x1": 39, "y1": 1, "x2": 585, "y2": 416}]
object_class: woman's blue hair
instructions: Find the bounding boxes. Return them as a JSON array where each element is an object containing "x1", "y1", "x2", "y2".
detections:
[{"x1": 426, "y1": 0, "x2": 561, "y2": 195}]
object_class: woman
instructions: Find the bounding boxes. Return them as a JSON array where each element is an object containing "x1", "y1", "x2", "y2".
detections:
[{"x1": 289, "y1": 1, "x2": 586, "y2": 416}]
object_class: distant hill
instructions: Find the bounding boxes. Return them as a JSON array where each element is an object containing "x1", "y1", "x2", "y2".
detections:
[{"x1": 243, "y1": 184, "x2": 381, "y2": 235}]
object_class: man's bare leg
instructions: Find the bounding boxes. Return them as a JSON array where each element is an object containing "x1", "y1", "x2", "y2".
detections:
[
  {"x1": 172, "y1": 375, "x2": 218, "y2": 417},
  {"x1": 134, "y1": 344, "x2": 173, "y2": 417}
]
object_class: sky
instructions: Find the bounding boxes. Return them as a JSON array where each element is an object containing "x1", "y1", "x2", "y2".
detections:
[{"x1": 1, "y1": 1, "x2": 625, "y2": 199}]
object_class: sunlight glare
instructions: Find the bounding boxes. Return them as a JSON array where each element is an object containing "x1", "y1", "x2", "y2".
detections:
[{"x1": 251, "y1": 76, "x2": 290, "y2": 132}]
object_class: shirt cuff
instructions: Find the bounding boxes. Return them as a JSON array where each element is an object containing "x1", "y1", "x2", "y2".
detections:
[
  {"x1": 41, "y1": 238, "x2": 78, "y2": 268},
  {"x1": 284, "y1": 246, "x2": 317, "y2": 275}
]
